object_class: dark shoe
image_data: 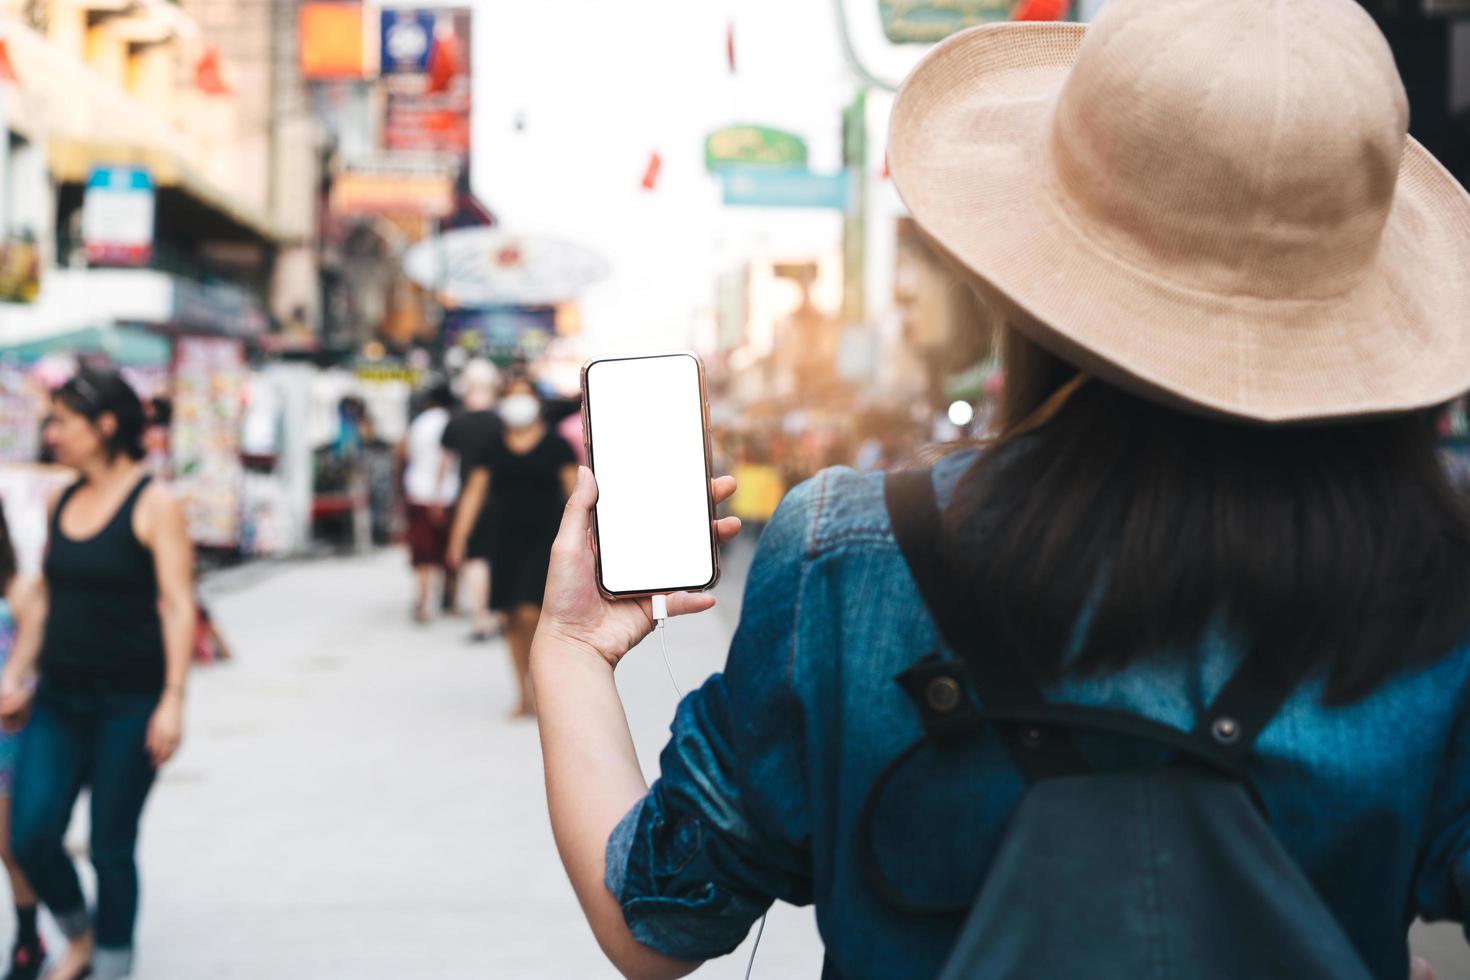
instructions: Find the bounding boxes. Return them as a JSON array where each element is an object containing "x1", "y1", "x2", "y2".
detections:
[{"x1": 3, "y1": 937, "x2": 43, "y2": 980}]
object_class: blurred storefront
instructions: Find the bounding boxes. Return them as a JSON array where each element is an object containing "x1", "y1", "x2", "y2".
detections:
[
  {"x1": 302, "y1": 2, "x2": 489, "y2": 354},
  {"x1": 0, "y1": 0, "x2": 307, "y2": 558}
]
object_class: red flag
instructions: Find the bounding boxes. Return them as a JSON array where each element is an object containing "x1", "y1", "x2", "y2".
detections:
[
  {"x1": 641, "y1": 151, "x2": 662, "y2": 191},
  {"x1": 726, "y1": 22, "x2": 736, "y2": 73},
  {"x1": 195, "y1": 44, "x2": 231, "y2": 95},
  {"x1": 1011, "y1": 0, "x2": 1069, "y2": 19},
  {"x1": 426, "y1": 26, "x2": 462, "y2": 94}
]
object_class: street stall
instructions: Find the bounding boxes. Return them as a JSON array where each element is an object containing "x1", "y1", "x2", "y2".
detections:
[
  {"x1": 305, "y1": 360, "x2": 414, "y2": 552},
  {"x1": 0, "y1": 325, "x2": 176, "y2": 571}
]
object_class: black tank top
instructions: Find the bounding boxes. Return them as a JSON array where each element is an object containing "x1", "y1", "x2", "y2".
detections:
[{"x1": 41, "y1": 476, "x2": 166, "y2": 693}]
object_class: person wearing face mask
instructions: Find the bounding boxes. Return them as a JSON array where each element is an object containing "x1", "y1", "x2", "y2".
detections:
[{"x1": 448, "y1": 375, "x2": 577, "y2": 718}]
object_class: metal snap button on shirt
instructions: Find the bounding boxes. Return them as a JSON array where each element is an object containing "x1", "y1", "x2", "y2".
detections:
[
  {"x1": 924, "y1": 675, "x2": 963, "y2": 714},
  {"x1": 1212, "y1": 716, "x2": 1241, "y2": 744}
]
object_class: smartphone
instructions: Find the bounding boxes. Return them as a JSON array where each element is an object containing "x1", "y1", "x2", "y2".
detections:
[{"x1": 581, "y1": 352, "x2": 720, "y2": 599}]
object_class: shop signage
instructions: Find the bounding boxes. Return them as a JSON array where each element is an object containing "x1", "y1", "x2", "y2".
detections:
[
  {"x1": 879, "y1": 0, "x2": 1017, "y2": 42},
  {"x1": 354, "y1": 363, "x2": 423, "y2": 385},
  {"x1": 330, "y1": 162, "x2": 455, "y2": 217},
  {"x1": 82, "y1": 167, "x2": 154, "y2": 267},
  {"x1": 384, "y1": 90, "x2": 471, "y2": 156},
  {"x1": 705, "y1": 126, "x2": 808, "y2": 173},
  {"x1": 444, "y1": 307, "x2": 555, "y2": 359},
  {"x1": 720, "y1": 166, "x2": 851, "y2": 211},
  {"x1": 300, "y1": 3, "x2": 371, "y2": 80},
  {"x1": 379, "y1": 9, "x2": 473, "y2": 164},
  {"x1": 380, "y1": 10, "x2": 436, "y2": 74},
  {"x1": 403, "y1": 229, "x2": 610, "y2": 307}
]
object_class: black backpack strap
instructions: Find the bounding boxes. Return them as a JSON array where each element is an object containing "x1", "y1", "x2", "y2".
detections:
[
  {"x1": 1195, "y1": 642, "x2": 1317, "y2": 766},
  {"x1": 883, "y1": 466, "x2": 1087, "y2": 778}
]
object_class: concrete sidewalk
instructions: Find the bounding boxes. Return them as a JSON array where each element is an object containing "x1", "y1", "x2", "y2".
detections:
[{"x1": 127, "y1": 542, "x2": 823, "y2": 978}]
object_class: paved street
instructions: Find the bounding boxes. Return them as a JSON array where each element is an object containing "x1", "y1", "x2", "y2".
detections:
[
  {"x1": 119, "y1": 539, "x2": 823, "y2": 978},
  {"x1": 8, "y1": 540, "x2": 1469, "y2": 977}
]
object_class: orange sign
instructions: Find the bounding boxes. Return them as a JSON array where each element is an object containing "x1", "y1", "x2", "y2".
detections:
[
  {"x1": 300, "y1": 3, "x2": 371, "y2": 80},
  {"x1": 330, "y1": 170, "x2": 454, "y2": 218}
]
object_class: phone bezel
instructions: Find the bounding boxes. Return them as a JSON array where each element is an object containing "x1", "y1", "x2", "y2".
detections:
[{"x1": 580, "y1": 351, "x2": 722, "y2": 600}]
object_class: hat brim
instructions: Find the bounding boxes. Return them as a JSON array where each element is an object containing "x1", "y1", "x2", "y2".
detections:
[{"x1": 889, "y1": 22, "x2": 1470, "y2": 423}]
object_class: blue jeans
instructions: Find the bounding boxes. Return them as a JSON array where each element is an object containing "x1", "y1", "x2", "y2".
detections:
[{"x1": 10, "y1": 684, "x2": 158, "y2": 950}]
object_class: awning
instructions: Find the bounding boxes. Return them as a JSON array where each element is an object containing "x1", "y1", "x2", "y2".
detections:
[{"x1": 0, "y1": 325, "x2": 171, "y2": 367}]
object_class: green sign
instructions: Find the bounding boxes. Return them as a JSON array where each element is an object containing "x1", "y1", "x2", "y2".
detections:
[
  {"x1": 880, "y1": 0, "x2": 1017, "y2": 43},
  {"x1": 705, "y1": 126, "x2": 808, "y2": 173}
]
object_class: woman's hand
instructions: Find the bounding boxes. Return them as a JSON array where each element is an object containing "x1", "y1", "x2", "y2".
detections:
[
  {"x1": 146, "y1": 692, "x2": 184, "y2": 768},
  {"x1": 536, "y1": 466, "x2": 741, "y2": 668},
  {"x1": 0, "y1": 665, "x2": 34, "y2": 734}
]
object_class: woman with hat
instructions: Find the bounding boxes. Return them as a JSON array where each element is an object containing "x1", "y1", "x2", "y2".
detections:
[{"x1": 529, "y1": 0, "x2": 1470, "y2": 976}]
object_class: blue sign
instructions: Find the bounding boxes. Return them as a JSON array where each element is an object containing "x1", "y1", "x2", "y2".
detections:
[
  {"x1": 444, "y1": 306, "x2": 555, "y2": 358},
  {"x1": 85, "y1": 166, "x2": 153, "y2": 192},
  {"x1": 381, "y1": 10, "x2": 436, "y2": 74},
  {"x1": 720, "y1": 166, "x2": 851, "y2": 211}
]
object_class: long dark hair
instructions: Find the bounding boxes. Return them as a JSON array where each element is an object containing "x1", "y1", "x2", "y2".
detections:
[
  {"x1": 944, "y1": 332, "x2": 1470, "y2": 705},
  {"x1": 54, "y1": 368, "x2": 147, "y2": 462}
]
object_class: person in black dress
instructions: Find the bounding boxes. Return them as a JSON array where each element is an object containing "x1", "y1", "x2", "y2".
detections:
[
  {"x1": 0, "y1": 369, "x2": 195, "y2": 980},
  {"x1": 449, "y1": 375, "x2": 577, "y2": 718}
]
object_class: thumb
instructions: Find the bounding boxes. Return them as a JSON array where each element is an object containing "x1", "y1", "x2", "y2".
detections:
[{"x1": 558, "y1": 466, "x2": 598, "y2": 541}]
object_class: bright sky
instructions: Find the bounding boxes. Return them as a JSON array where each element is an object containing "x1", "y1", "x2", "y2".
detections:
[{"x1": 469, "y1": 0, "x2": 925, "y2": 356}]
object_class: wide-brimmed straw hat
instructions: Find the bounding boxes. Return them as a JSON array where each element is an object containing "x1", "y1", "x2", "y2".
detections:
[{"x1": 889, "y1": 0, "x2": 1470, "y2": 423}]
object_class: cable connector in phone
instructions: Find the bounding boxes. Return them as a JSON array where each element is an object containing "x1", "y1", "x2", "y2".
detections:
[{"x1": 650, "y1": 594, "x2": 680, "y2": 696}]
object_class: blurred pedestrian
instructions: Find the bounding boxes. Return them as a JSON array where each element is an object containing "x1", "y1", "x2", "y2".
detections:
[
  {"x1": 0, "y1": 368, "x2": 194, "y2": 980},
  {"x1": 399, "y1": 383, "x2": 460, "y2": 623},
  {"x1": 449, "y1": 375, "x2": 576, "y2": 718},
  {"x1": 441, "y1": 359, "x2": 503, "y2": 641},
  {"x1": 0, "y1": 503, "x2": 42, "y2": 980},
  {"x1": 529, "y1": 2, "x2": 1470, "y2": 978},
  {"x1": 141, "y1": 397, "x2": 170, "y2": 479}
]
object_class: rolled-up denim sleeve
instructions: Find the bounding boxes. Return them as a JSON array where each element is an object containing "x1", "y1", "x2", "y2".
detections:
[
  {"x1": 605, "y1": 478, "x2": 817, "y2": 960},
  {"x1": 1412, "y1": 671, "x2": 1470, "y2": 934}
]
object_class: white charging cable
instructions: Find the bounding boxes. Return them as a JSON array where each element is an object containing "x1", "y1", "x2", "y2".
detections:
[
  {"x1": 647, "y1": 593, "x2": 768, "y2": 980},
  {"x1": 650, "y1": 594, "x2": 680, "y2": 696}
]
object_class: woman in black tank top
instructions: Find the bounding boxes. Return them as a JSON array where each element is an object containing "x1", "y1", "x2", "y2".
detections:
[{"x1": 0, "y1": 370, "x2": 196, "y2": 980}]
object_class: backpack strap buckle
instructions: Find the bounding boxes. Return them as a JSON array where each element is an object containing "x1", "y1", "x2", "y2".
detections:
[{"x1": 897, "y1": 654, "x2": 984, "y2": 743}]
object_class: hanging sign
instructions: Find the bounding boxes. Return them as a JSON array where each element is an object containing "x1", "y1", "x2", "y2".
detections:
[
  {"x1": 705, "y1": 126, "x2": 808, "y2": 173},
  {"x1": 879, "y1": 0, "x2": 1069, "y2": 42},
  {"x1": 380, "y1": 10, "x2": 436, "y2": 74},
  {"x1": 720, "y1": 166, "x2": 850, "y2": 211},
  {"x1": 82, "y1": 167, "x2": 155, "y2": 267},
  {"x1": 403, "y1": 229, "x2": 610, "y2": 307}
]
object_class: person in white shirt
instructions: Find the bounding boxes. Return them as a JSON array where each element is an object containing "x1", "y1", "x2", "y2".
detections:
[{"x1": 399, "y1": 384, "x2": 460, "y2": 623}]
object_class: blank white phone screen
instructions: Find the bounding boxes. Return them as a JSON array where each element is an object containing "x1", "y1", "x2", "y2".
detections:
[{"x1": 586, "y1": 354, "x2": 714, "y2": 595}]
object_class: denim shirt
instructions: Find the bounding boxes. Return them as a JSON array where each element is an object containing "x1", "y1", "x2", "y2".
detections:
[{"x1": 605, "y1": 451, "x2": 1470, "y2": 980}]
